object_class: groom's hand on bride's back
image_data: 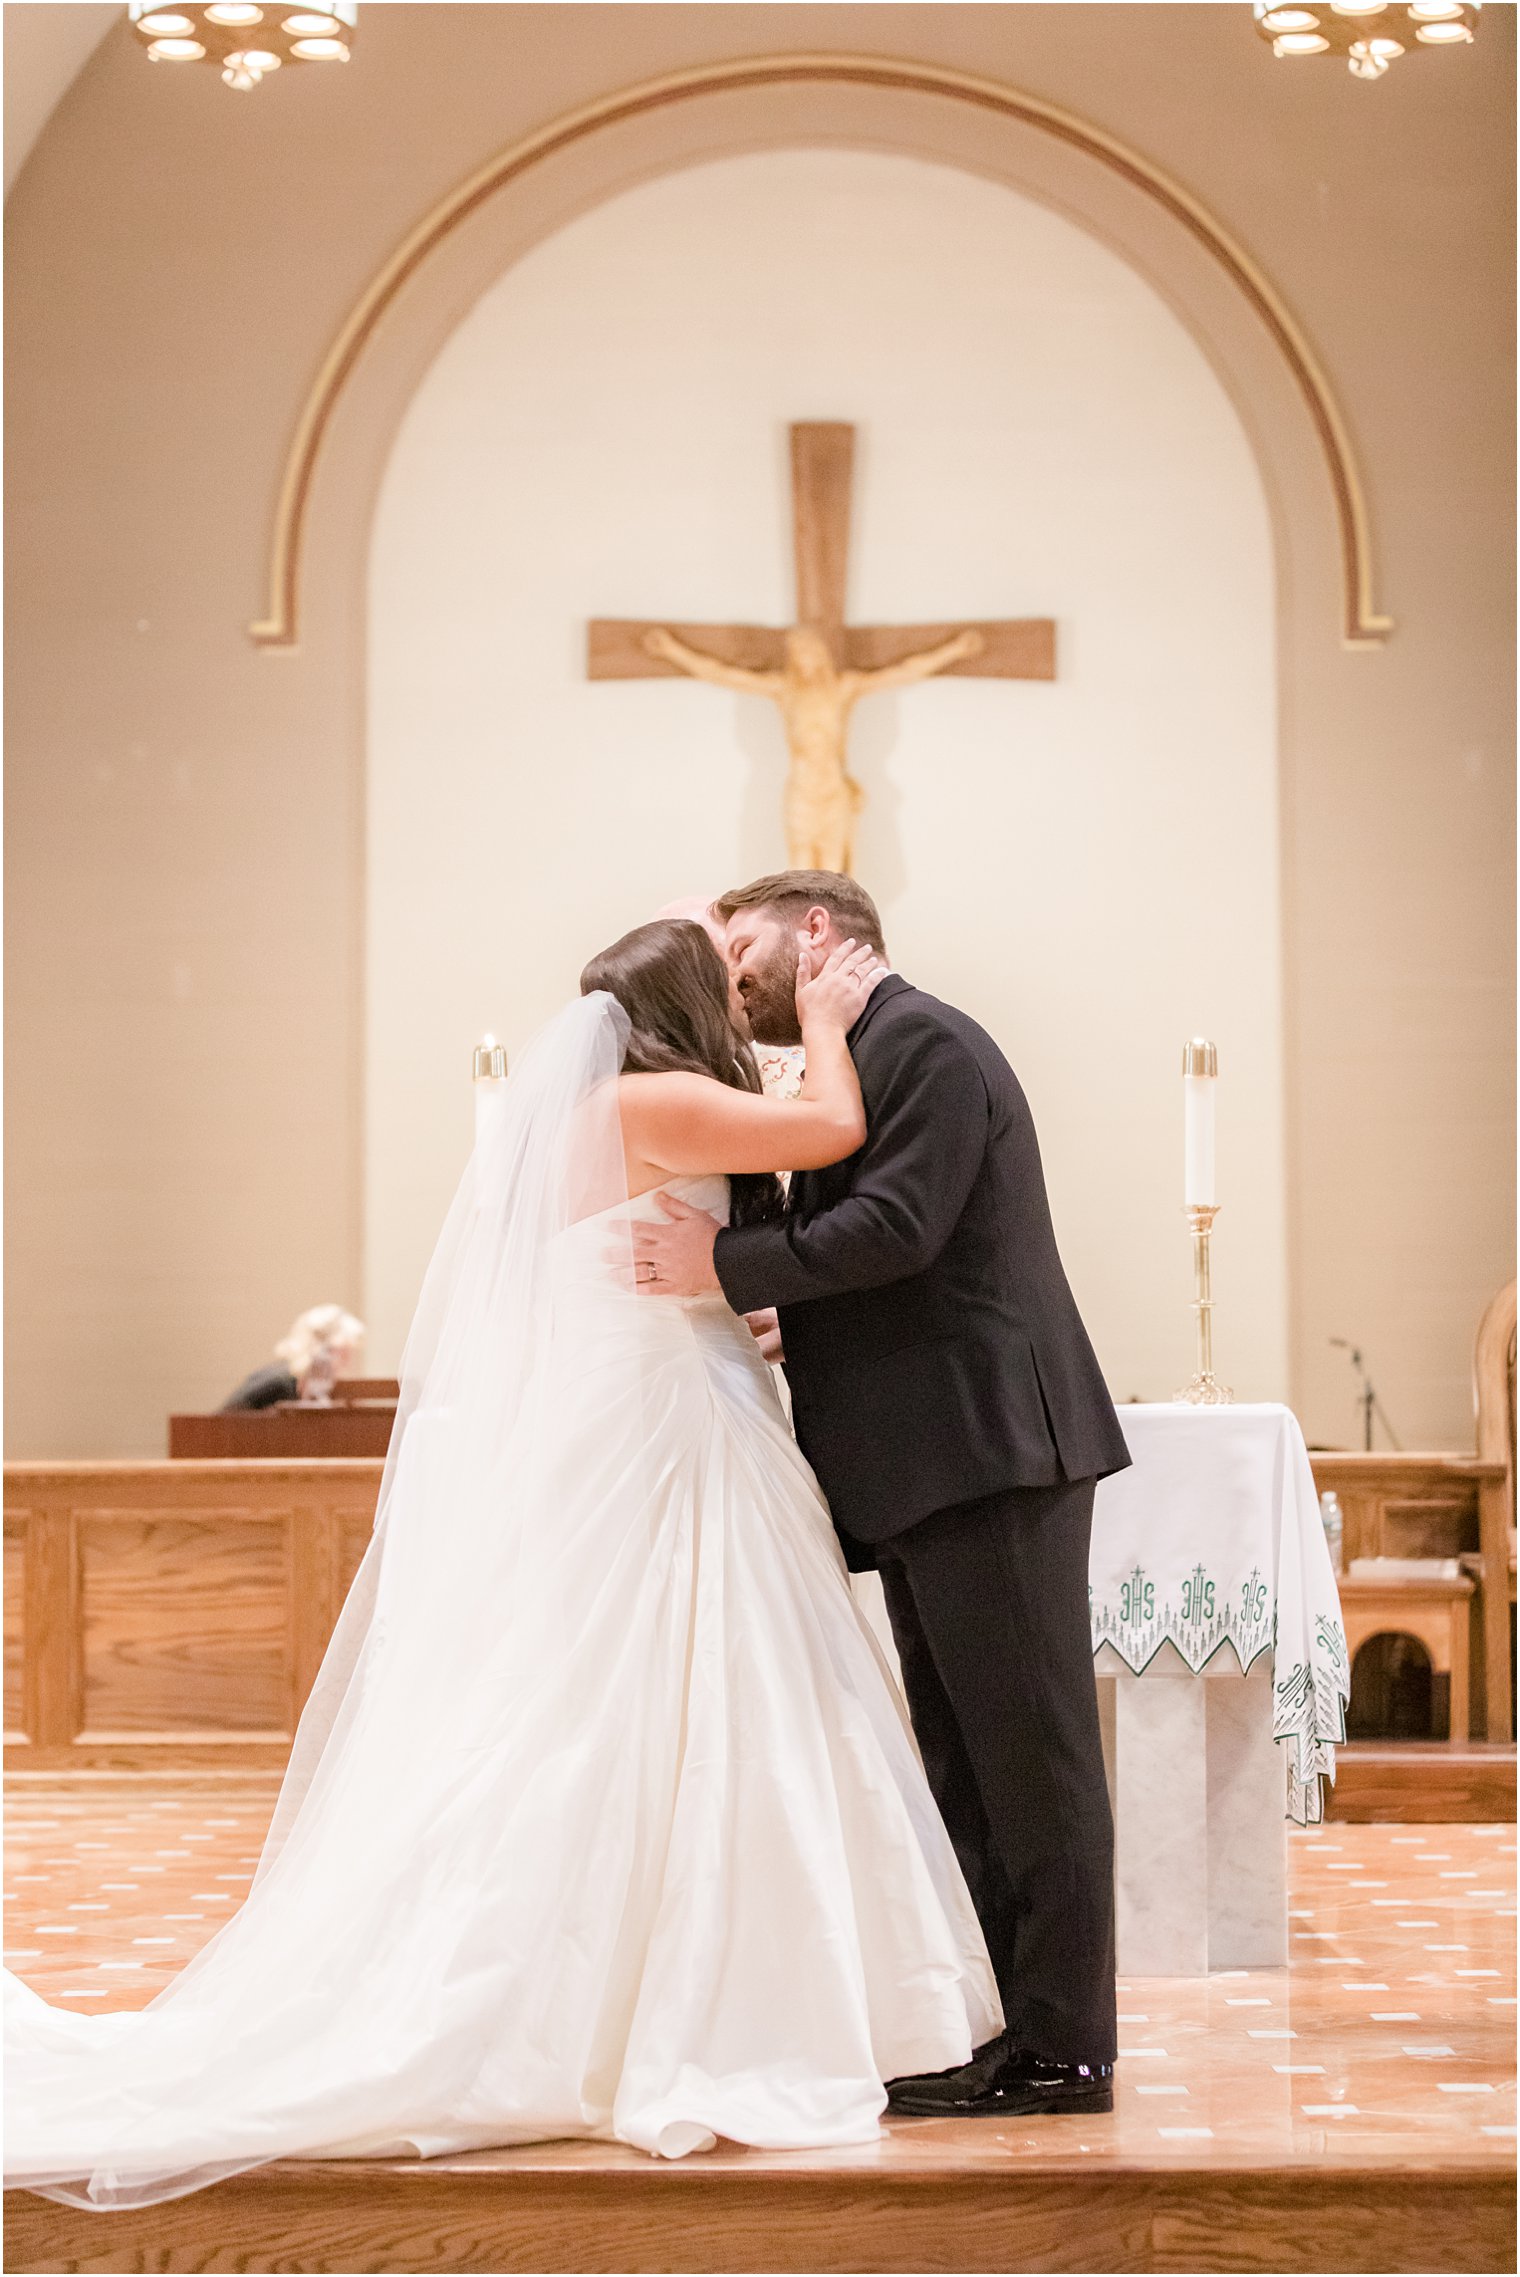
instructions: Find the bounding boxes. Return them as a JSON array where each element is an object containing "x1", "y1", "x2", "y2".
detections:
[
  {"x1": 744, "y1": 1308, "x2": 784, "y2": 1363},
  {"x1": 616, "y1": 1192, "x2": 724, "y2": 1297}
]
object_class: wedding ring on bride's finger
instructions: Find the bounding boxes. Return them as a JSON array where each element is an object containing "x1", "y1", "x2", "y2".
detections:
[{"x1": 636, "y1": 1261, "x2": 658, "y2": 1284}]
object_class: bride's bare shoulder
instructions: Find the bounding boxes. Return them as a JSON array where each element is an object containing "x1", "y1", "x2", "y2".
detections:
[
  {"x1": 615, "y1": 1072, "x2": 777, "y2": 1179},
  {"x1": 616, "y1": 1070, "x2": 731, "y2": 1108}
]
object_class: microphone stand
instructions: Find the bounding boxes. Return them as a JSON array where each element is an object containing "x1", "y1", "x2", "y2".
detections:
[{"x1": 1330, "y1": 1338, "x2": 1402, "y2": 1452}]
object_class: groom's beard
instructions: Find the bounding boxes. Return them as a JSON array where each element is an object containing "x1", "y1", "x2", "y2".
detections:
[{"x1": 738, "y1": 941, "x2": 803, "y2": 1046}]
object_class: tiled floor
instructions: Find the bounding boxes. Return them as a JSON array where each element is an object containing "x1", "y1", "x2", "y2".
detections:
[{"x1": 4, "y1": 1779, "x2": 1514, "y2": 2169}]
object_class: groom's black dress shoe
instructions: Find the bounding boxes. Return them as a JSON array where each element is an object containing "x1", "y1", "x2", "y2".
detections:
[{"x1": 887, "y1": 2044, "x2": 1114, "y2": 2118}]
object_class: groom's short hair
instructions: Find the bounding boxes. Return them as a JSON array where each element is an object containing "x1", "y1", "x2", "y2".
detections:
[{"x1": 715, "y1": 871, "x2": 887, "y2": 958}]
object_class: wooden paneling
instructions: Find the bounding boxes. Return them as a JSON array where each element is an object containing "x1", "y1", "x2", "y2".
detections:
[
  {"x1": 1308, "y1": 1453, "x2": 1492, "y2": 1566},
  {"x1": 3, "y1": 1515, "x2": 24, "y2": 1737},
  {"x1": 288, "y1": 1493, "x2": 343, "y2": 1717},
  {"x1": 79, "y1": 1514, "x2": 291, "y2": 1735},
  {"x1": 2, "y1": 1463, "x2": 380, "y2": 1770},
  {"x1": 1379, "y1": 1498, "x2": 1477, "y2": 1558},
  {"x1": 26, "y1": 1506, "x2": 81, "y2": 1752},
  {"x1": 1470, "y1": 1282, "x2": 1517, "y2": 1741},
  {"x1": 339, "y1": 1511, "x2": 374, "y2": 1593}
]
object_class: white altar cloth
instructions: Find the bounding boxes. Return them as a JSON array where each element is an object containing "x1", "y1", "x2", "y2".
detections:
[
  {"x1": 1091, "y1": 1403, "x2": 1349, "y2": 1974},
  {"x1": 1093, "y1": 1402, "x2": 1350, "y2": 1827}
]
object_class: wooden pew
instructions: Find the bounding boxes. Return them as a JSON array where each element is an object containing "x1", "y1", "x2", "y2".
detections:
[
  {"x1": 168, "y1": 1407, "x2": 397, "y2": 1459},
  {"x1": 168, "y1": 1379, "x2": 401, "y2": 1460}
]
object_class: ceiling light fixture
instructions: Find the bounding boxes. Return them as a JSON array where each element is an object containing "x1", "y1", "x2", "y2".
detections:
[
  {"x1": 128, "y1": 0, "x2": 354, "y2": 87},
  {"x1": 1253, "y1": 0, "x2": 1478, "y2": 74}
]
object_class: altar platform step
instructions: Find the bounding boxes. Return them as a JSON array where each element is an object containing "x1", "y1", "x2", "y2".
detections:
[
  {"x1": 5, "y1": 1780, "x2": 1513, "y2": 2275},
  {"x1": 1326, "y1": 1741, "x2": 1516, "y2": 1823},
  {"x1": 5, "y1": 2133, "x2": 1512, "y2": 2275}
]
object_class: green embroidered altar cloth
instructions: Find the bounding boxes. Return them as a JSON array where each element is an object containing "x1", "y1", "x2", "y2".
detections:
[{"x1": 1091, "y1": 1403, "x2": 1349, "y2": 1825}]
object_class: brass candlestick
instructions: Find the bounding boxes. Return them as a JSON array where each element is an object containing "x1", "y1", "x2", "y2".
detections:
[{"x1": 1175, "y1": 1203, "x2": 1232, "y2": 1405}]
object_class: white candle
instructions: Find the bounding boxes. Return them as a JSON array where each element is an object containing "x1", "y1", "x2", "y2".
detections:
[
  {"x1": 473, "y1": 1033, "x2": 508, "y2": 1149},
  {"x1": 1182, "y1": 1039, "x2": 1217, "y2": 1208}
]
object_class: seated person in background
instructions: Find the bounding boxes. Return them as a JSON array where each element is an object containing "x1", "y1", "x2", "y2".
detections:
[{"x1": 220, "y1": 1305, "x2": 365, "y2": 1411}]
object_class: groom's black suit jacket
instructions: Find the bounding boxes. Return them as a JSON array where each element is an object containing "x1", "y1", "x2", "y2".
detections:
[{"x1": 714, "y1": 976, "x2": 1131, "y2": 1552}]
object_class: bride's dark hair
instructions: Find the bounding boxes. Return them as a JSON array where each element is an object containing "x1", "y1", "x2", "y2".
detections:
[{"x1": 580, "y1": 919, "x2": 783, "y2": 1228}]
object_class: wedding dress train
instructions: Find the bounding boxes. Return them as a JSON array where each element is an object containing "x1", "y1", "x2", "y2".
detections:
[{"x1": 5, "y1": 996, "x2": 999, "y2": 2208}]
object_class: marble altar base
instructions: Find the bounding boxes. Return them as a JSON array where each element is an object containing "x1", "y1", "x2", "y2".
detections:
[{"x1": 1096, "y1": 1646, "x2": 1288, "y2": 1976}]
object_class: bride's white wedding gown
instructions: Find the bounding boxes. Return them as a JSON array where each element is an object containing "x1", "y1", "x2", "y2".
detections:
[{"x1": 7, "y1": 1021, "x2": 1000, "y2": 2208}]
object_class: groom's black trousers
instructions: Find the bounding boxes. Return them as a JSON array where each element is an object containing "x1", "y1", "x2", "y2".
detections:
[{"x1": 871, "y1": 1477, "x2": 1118, "y2": 2066}]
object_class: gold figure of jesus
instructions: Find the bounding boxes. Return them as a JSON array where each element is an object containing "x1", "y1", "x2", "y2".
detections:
[
  {"x1": 641, "y1": 622, "x2": 984, "y2": 874},
  {"x1": 587, "y1": 422, "x2": 1057, "y2": 877}
]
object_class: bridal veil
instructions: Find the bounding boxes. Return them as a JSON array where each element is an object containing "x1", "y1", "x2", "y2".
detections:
[{"x1": 6, "y1": 995, "x2": 639, "y2": 2206}]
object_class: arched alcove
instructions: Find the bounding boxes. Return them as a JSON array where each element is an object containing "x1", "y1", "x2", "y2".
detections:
[
  {"x1": 241, "y1": 59, "x2": 1381, "y2": 1396},
  {"x1": 362, "y1": 144, "x2": 1285, "y2": 1385}
]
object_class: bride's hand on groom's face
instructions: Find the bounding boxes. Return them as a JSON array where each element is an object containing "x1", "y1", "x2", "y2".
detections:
[
  {"x1": 794, "y1": 938, "x2": 882, "y2": 1031},
  {"x1": 617, "y1": 1193, "x2": 723, "y2": 1298}
]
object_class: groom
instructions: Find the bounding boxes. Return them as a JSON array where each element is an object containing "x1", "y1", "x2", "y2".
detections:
[{"x1": 634, "y1": 870, "x2": 1129, "y2": 2117}]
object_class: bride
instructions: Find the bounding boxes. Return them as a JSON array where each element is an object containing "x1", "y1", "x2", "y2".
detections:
[{"x1": 5, "y1": 918, "x2": 1000, "y2": 2209}]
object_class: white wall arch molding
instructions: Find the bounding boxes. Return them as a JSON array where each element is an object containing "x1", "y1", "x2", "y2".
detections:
[{"x1": 252, "y1": 53, "x2": 1390, "y2": 661}]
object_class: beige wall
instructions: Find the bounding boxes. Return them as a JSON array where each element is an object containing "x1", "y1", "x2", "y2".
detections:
[{"x1": 5, "y1": 4, "x2": 1513, "y2": 1458}]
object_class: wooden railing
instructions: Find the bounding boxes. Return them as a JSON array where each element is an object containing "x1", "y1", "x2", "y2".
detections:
[
  {"x1": 5, "y1": 1448, "x2": 1511, "y2": 1771},
  {"x1": 3, "y1": 1462, "x2": 381, "y2": 1770}
]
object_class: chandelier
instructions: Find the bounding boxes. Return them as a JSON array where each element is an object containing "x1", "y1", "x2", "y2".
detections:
[
  {"x1": 128, "y1": 1, "x2": 355, "y2": 90},
  {"x1": 1254, "y1": 0, "x2": 1479, "y2": 79}
]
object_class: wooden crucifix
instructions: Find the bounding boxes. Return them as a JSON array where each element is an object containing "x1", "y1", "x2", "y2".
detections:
[{"x1": 587, "y1": 422, "x2": 1055, "y2": 877}]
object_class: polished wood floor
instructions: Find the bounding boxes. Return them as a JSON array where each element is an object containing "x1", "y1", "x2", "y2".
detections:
[{"x1": 5, "y1": 1775, "x2": 1516, "y2": 2272}]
